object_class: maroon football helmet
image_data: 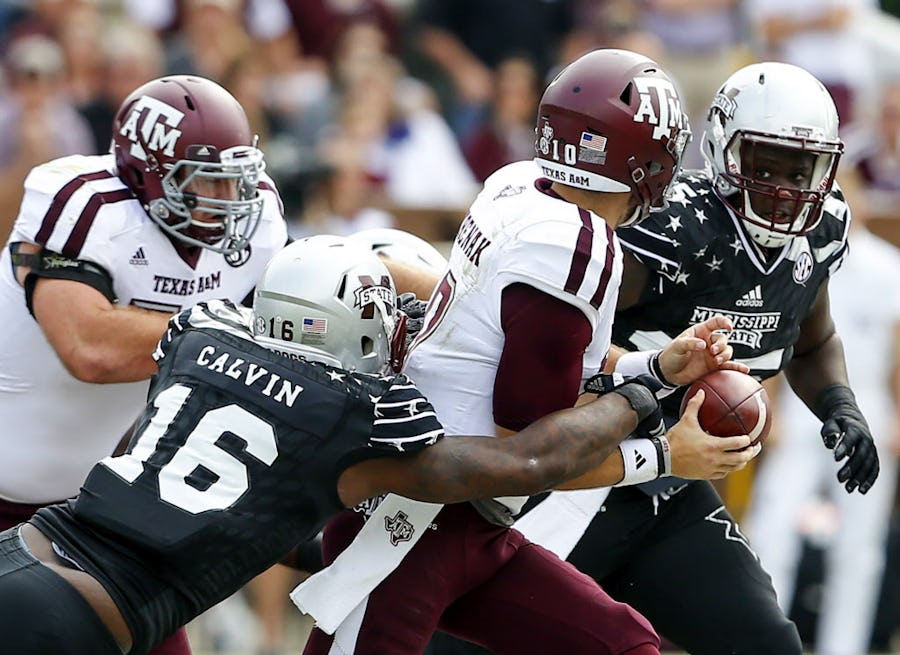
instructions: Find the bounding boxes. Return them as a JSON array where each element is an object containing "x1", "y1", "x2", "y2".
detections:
[
  {"x1": 534, "y1": 49, "x2": 690, "y2": 225},
  {"x1": 112, "y1": 75, "x2": 266, "y2": 254}
]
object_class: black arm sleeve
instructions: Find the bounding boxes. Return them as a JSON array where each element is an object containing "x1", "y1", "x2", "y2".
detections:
[{"x1": 23, "y1": 248, "x2": 116, "y2": 317}]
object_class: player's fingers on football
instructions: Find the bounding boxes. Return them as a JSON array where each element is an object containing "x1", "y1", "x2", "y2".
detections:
[
  {"x1": 711, "y1": 342, "x2": 733, "y2": 365},
  {"x1": 720, "y1": 435, "x2": 751, "y2": 452},
  {"x1": 682, "y1": 388, "x2": 705, "y2": 421},
  {"x1": 719, "y1": 360, "x2": 751, "y2": 374}
]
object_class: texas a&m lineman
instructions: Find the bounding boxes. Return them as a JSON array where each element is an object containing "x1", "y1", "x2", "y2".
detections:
[{"x1": 0, "y1": 76, "x2": 287, "y2": 655}]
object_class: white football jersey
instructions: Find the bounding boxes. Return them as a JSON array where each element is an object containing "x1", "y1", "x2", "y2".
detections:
[
  {"x1": 0, "y1": 153, "x2": 287, "y2": 503},
  {"x1": 405, "y1": 160, "x2": 622, "y2": 441}
]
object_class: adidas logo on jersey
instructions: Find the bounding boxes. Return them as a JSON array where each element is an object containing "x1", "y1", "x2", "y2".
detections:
[
  {"x1": 634, "y1": 450, "x2": 647, "y2": 469},
  {"x1": 736, "y1": 285, "x2": 764, "y2": 308},
  {"x1": 129, "y1": 247, "x2": 148, "y2": 266}
]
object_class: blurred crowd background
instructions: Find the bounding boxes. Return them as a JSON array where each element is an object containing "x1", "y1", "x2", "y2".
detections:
[
  {"x1": 2, "y1": 1, "x2": 900, "y2": 654},
  {"x1": 4, "y1": 0, "x2": 900, "y2": 248}
]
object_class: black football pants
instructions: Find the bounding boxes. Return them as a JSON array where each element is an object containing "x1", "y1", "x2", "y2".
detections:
[{"x1": 0, "y1": 525, "x2": 122, "y2": 655}]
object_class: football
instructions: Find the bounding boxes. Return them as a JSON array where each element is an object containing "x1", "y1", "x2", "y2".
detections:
[{"x1": 679, "y1": 370, "x2": 771, "y2": 446}]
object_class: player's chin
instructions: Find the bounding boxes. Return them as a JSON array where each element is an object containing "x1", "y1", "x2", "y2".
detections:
[{"x1": 187, "y1": 224, "x2": 226, "y2": 245}]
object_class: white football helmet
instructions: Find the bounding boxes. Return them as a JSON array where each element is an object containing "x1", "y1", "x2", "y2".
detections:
[
  {"x1": 251, "y1": 235, "x2": 406, "y2": 374},
  {"x1": 701, "y1": 62, "x2": 843, "y2": 248},
  {"x1": 348, "y1": 228, "x2": 449, "y2": 272}
]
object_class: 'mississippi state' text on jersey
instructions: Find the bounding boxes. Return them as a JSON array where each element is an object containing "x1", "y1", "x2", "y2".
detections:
[
  {"x1": 614, "y1": 170, "x2": 849, "y2": 399},
  {"x1": 0, "y1": 153, "x2": 288, "y2": 504},
  {"x1": 32, "y1": 300, "x2": 443, "y2": 655}
]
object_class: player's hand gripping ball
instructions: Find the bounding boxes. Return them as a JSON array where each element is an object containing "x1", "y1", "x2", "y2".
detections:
[{"x1": 679, "y1": 370, "x2": 771, "y2": 447}]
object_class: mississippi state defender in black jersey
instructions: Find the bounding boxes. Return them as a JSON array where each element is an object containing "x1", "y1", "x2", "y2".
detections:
[
  {"x1": 32, "y1": 300, "x2": 445, "y2": 655},
  {"x1": 0, "y1": 236, "x2": 665, "y2": 655},
  {"x1": 517, "y1": 63, "x2": 880, "y2": 655},
  {"x1": 615, "y1": 170, "x2": 848, "y2": 388}
]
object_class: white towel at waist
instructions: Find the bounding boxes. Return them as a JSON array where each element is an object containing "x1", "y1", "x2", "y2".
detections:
[
  {"x1": 290, "y1": 494, "x2": 443, "y2": 635},
  {"x1": 513, "y1": 487, "x2": 610, "y2": 559}
]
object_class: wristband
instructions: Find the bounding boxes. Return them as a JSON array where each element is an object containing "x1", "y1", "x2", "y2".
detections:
[
  {"x1": 613, "y1": 436, "x2": 672, "y2": 487},
  {"x1": 614, "y1": 350, "x2": 677, "y2": 395},
  {"x1": 812, "y1": 383, "x2": 859, "y2": 422}
]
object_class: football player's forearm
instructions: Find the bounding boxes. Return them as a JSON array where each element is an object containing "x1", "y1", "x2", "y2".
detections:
[
  {"x1": 381, "y1": 258, "x2": 440, "y2": 301},
  {"x1": 383, "y1": 393, "x2": 639, "y2": 503},
  {"x1": 47, "y1": 303, "x2": 170, "y2": 383},
  {"x1": 553, "y1": 449, "x2": 625, "y2": 489},
  {"x1": 785, "y1": 332, "x2": 850, "y2": 411},
  {"x1": 84, "y1": 305, "x2": 171, "y2": 382}
]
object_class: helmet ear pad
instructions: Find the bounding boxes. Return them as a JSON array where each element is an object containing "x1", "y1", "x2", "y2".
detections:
[
  {"x1": 533, "y1": 48, "x2": 690, "y2": 222},
  {"x1": 701, "y1": 62, "x2": 843, "y2": 248},
  {"x1": 252, "y1": 235, "x2": 401, "y2": 374}
]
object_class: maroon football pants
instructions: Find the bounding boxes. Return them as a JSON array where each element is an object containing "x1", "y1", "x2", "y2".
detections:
[
  {"x1": 303, "y1": 502, "x2": 659, "y2": 655},
  {"x1": 0, "y1": 498, "x2": 193, "y2": 655}
]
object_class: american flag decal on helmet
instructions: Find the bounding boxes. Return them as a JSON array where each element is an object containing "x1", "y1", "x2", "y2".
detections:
[
  {"x1": 302, "y1": 317, "x2": 328, "y2": 334},
  {"x1": 579, "y1": 132, "x2": 608, "y2": 164}
]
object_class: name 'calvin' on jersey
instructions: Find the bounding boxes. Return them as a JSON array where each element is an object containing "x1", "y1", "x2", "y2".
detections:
[{"x1": 32, "y1": 300, "x2": 443, "y2": 655}]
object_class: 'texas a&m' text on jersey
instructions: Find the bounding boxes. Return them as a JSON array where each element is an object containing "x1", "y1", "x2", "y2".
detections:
[
  {"x1": 0, "y1": 154, "x2": 287, "y2": 504},
  {"x1": 32, "y1": 300, "x2": 444, "y2": 655}
]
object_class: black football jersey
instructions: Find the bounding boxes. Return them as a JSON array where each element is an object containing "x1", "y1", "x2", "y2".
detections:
[
  {"x1": 614, "y1": 171, "x2": 850, "y2": 414},
  {"x1": 31, "y1": 300, "x2": 443, "y2": 655}
]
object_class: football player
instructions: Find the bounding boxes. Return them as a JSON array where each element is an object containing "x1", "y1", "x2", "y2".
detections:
[
  {"x1": 0, "y1": 75, "x2": 288, "y2": 655},
  {"x1": 517, "y1": 62, "x2": 880, "y2": 655},
  {"x1": 0, "y1": 235, "x2": 670, "y2": 655},
  {"x1": 302, "y1": 49, "x2": 759, "y2": 655}
]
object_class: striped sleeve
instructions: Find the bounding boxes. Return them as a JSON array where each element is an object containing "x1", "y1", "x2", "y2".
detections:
[
  {"x1": 368, "y1": 374, "x2": 444, "y2": 452},
  {"x1": 497, "y1": 215, "x2": 618, "y2": 326}
]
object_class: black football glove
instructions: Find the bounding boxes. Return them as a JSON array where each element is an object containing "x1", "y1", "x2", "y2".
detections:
[
  {"x1": 584, "y1": 373, "x2": 664, "y2": 439},
  {"x1": 397, "y1": 292, "x2": 428, "y2": 349},
  {"x1": 814, "y1": 384, "x2": 879, "y2": 494}
]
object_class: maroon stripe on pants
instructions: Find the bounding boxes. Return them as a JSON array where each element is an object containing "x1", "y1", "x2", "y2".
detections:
[{"x1": 34, "y1": 170, "x2": 115, "y2": 245}]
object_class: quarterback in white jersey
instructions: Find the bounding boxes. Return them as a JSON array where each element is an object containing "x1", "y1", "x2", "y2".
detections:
[
  {"x1": 406, "y1": 159, "x2": 620, "y2": 447},
  {"x1": 0, "y1": 76, "x2": 287, "y2": 510},
  {"x1": 304, "y1": 50, "x2": 754, "y2": 655}
]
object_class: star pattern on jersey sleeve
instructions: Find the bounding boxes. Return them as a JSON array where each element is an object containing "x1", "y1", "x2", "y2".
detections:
[
  {"x1": 695, "y1": 209, "x2": 708, "y2": 224},
  {"x1": 667, "y1": 215, "x2": 683, "y2": 232},
  {"x1": 705, "y1": 256, "x2": 723, "y2": 271},
  {"x1": 693, "y1": 246, "x2": 707, "y2": 259},
  {"x1": 729, "y1": 237, "x2": 744, "y2": 255},
  {"x1": 368, "y1": 379, "x2": 444, "y2": 452},
  {"x1": 327, "y1": 370, "x2": 345, "y2": 383},
  {"x1": 676, "y1": 270, "x2": 690, "y2": 285}
]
